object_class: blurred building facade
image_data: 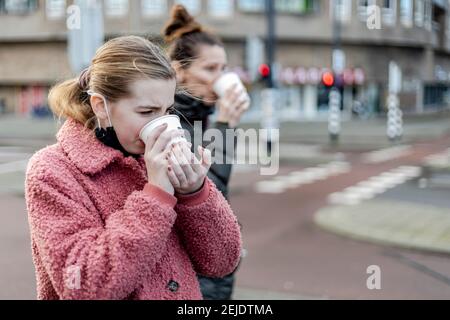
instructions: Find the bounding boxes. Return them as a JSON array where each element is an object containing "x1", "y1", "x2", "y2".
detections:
[{"x1": 1, "y1": 0, "x2": 450, "y2": 121}]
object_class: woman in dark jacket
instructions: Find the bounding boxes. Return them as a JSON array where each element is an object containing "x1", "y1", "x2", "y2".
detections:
[{"x1": 163, "y1": 5, "x2": 249, "y2": 300}]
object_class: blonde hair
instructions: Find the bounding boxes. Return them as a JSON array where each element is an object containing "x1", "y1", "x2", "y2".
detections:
[{"x1": 49, "y1": 36, "x2": 176, "y2": 129}]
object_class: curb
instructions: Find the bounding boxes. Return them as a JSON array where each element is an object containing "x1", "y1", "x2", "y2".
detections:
[{"x1": 314, "y1": 199, "x2": 450, "y2": 255}]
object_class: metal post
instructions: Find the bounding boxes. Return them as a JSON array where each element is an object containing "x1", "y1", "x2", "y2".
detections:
[
  {"x1": 329, "y1": 0, "x2": 343, "y2": 144},
  {"x1": 262, "y1": 0, "x2": 277, "y2": 155},
  {"x1": 266, "y1": 0, "x2": 276, "y2": 89},
  {"x1": 387, "y1": 93, "x2": 403, "y2": 142},
  {"x1": 387, "y1": 61, "x2": 403, "y2": 142}
]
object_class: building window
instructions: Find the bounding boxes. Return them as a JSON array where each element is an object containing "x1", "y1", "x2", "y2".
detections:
[
  {"x1": 175, "y1": 0, "x2": 201, "y2": 15},
  {"x1": 105, "y1": 0, "x2": 128, "y2": 17},
  {"x1": 2, "y1": 0, "x2": 37, "y2": 14},
  {"x1": 238, "y1": 0, "x2": 265, "y2": 12},
  {"x1": 382, "y1": 0, "x2": 396, "y2": 26},
  {"x1": 142, "y1": 0, "x2": 167, "y2": 17},
  {"x1": 400, "y1": 0, "x2": 413, "y2": 27},
  {"x1": 415, "y1": 0, "x2": 424, "y2": 27},
  {"x1": 238, "y1": 0, "x2": 317, "y2": 14},
  {"x1": 357, "y1": 0, "x2": 376, "y2": 21},
  {"x1": 208, "y1": 0, "x2": 233, "y2": 18},
  {"x1": 276, "y1": 0, "x2": 317, "y2": 14},
  {"x1": 332, "y1": 0, "x2": 351, "y2": 23},
  {"x1": 46, "y1": 0, "x2": 66, "y2": 20}
]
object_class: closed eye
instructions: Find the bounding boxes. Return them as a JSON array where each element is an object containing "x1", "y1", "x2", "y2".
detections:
[
  {"x1": 139, "y1": 110, "x2": 155, "y2": 115},
  {"x1": 137, "y1": 104, "x2": 175, "y2": 116}
]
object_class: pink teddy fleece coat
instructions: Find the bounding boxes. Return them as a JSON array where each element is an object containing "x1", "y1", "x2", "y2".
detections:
[{"x1": 25, "y1": 119, "x2": 242, "y2": 300}]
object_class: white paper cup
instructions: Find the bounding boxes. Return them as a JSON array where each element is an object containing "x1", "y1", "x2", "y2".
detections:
[
  {"x1": 213, "y1": 72, "x2": 250, "y2": 106},
  {"x1": 139, "y1": 115, "x2": 187, "y2": 146}
]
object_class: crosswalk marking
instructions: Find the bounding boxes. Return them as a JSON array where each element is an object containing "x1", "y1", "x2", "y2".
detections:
[
  {"x1": 255, "y1": 161, "x2": 351, "y2": 194},
  {"x1": 328, "y1": 166, "x2": 422, "y2": 206},
  {"x1": 362, "y1": 145, "x2": 412, "y2": 164},
  {"x1": 423, "y1": 148, "x2": 450, "y2": 167}
]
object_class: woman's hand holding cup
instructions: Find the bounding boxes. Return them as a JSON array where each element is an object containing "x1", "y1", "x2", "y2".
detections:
[
  {"x1": 143, "y1": 123, "x2": 185, "y2": 196},
  {"x1": 214, "y1": 72, "x2": 250, "y2": 128},
  {"x1": 216, "y1": 84, "x2": 250, "y2": 128},
  {"x1": 141, "y1": 114, "x2": 210, "y2": 196},
  {"x1": 166, "y1": 142, "x2": 212, "y2": 195}
]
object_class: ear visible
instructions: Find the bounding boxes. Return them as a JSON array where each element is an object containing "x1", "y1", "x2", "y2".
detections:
[
  {"x1": 171, "y1": 61, "x2": 186, "y2": 83},
  {"x1": 90, "y1": 95, "x2": 108, "y2": 123}
]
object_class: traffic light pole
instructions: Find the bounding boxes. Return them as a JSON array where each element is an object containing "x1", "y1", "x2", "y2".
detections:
[
  {"x1": 262, "y1": 0, "x2": 277, "y2": 156},
  {"x1": 266, "y1": 0, "x2": 276, "y2": 89},
  {"x1": 329, "y1": 2, "x2": 342, "y2": 145}
]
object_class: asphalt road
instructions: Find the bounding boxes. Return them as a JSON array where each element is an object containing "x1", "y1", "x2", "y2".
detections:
[{"x1": 231, "y1": 135, "x2": 450, "y2": 299}]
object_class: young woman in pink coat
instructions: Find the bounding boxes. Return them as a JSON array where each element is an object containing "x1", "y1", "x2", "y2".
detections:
[{"x1": 25, "y1": 36, "x2": 242, "y2": 300}]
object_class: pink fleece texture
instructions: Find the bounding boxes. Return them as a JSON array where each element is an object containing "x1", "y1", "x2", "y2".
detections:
[{"x1": 25, "y1": 118, "x2": 242, "y2": 300}]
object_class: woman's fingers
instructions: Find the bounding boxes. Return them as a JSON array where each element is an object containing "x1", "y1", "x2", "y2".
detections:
[
  {"x1": 231, "y1": 102, "x2": 248, "y2": 120},
  {"x1": 173, "y1": 143, "x2": 196, "y2": 181},
  {"x1": 180, "y1": 141, "x2": 203, "y2": 174},
  {"x1": 228, "y1": 88, "x2": 243, "y2": 107},
  {"x1": 224, "y1": 84, "x2": 238, "y2": 101},
  {"x1": 198, "y1": 146, "x2": 212, "y2": 170},
  {"x1": 223, "y1": 85, "x2": 243, "y2": 109},
  {"x1": 169, "y1": 142, "x2": 200, "y2": 188},
  {"x1": 167, "y1": 164, "x2": 181, "y2": 188},
  {"x1": 239, "y1": 93, "x2": 251, "y2": 110},
  {"x1": 168, "y1": 149, "x2": 188, "y2": 187},
  {"x1": 151, "y1": 129, "x2": 184, "y2": 155}
]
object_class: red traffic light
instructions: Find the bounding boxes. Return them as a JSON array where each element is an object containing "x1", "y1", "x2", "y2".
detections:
[
  {"x1": 258, "y1": 64, "x2": 271, "y2": 78},
  {"x1": 322, "y1": 71, "x2": 335, "y2": 87}
]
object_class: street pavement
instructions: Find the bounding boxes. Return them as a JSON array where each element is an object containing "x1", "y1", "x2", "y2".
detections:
[
  {"x1": 230, "y1": 134, "x2": 450, "y2": 299},
  {"x1": 1, "y1": 114, "x2": 450, "y2": 299}
]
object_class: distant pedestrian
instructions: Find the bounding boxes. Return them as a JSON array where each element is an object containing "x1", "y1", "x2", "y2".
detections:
[{"x1": 162, "y1": 4, "x2": 249, "y2": 300}]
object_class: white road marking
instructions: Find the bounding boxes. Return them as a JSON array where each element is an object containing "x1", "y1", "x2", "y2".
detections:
[
  {"x1": 423, "y1": 148, "x2": 450, "y2": 167},
  {"x1": 362, "y1": 145, "x2": 412, "y2": 164},
  {"x1": 328, "y1": 192, "x2": 361, "y2": 206},
  {"x1": 255, "y1": 161, "x2": 351, "y2": 194},
  {"x1": 328, "y1": 166, "x2": 422, "y2": 206},
  {"x1": 255, "y1": 180, "x2": 287, "y2": 194}
]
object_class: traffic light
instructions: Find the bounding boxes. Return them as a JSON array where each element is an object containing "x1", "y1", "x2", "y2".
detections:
[
  {"x1": 258, "y1": 63, "x2": 272, "y2": 87},
  {"x1": 322, "y1": 71, "x2": 335, "y2": 87},
  {"x1": 258, "y1": 63, "x2": 271, "y2": 79}
]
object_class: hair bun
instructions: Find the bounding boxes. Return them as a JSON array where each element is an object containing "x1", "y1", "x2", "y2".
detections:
[
  {"x1": 78, "y1": 67, "x2": 91, "y2": 90},
  {"x1": 163, "y1": 4, "x2": 203, "y2": 43}
]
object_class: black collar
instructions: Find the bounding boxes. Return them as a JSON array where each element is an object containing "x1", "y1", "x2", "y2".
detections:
[{"x1": 174, "y1": 94, "x2": 215, "y2": 122}]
